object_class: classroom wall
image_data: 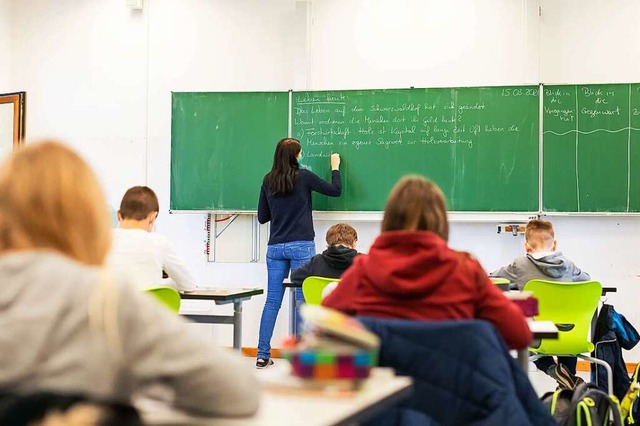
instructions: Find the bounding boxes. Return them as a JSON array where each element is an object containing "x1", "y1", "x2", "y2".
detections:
[
  {"x1": 0, "y1": 0, "x2": 11, "y2": 89},
  {"x1": 8, "y1": 0, "x2": 148, "y2": 200},
  {"x1": 5, "y1": 0, "x2": 640, "y2": 361},
  {"x1": 540, "y1": 0, "x2": 640, "y2": 84}
]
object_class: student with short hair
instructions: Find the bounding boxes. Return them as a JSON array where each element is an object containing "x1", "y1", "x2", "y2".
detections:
[
  {"x1": 108, "y1": 186, "x2": 195, "y2": 291},
  {"x1": 290, "y1": 223, "x2": 358, "y2": 285},
  {"x1": 490, "y1": 219, "x2": 590, "y2": 389},
  {"x1": 0, "y1": 141, "x2": 258, "y2": 418},
  {"x1": 490, "y1": 219, "x2": 590, "y2": 291},
  {"x1": 323, "y1": 175, "x2": 531, "y2": 350}
]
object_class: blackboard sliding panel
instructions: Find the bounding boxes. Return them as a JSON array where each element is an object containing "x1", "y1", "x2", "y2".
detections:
[
  {"x1": 170, "y1": 91, "x2": 289, "y2": 212},
  {"x1": 542, "y1": 83, "x2": 640, "y2": 213},
  {"x1": 292, "y1": 87, "x2": 540, "y2": 213}
]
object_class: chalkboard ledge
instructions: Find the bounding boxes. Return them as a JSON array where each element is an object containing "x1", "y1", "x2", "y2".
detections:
[
  {"x1": 170, "y1": 210, "x2": 538, "y2": 223},
  {"x1": 313, "y1": 212, "x2": 538, "y2": 223},
  {"x1": 541, "y1": 212, "x2": 640, "y2": 217}
]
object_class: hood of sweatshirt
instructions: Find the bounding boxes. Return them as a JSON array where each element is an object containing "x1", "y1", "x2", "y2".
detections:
[
  {"x1": 322, "y1": 245, "x2": 358, "y2": 270},
  {"x1": 525, "y1": 251, "x2": 572, "y2": 278},
  {"x1": 361, "y1": 230, "x2": 463, "y2": 297}
]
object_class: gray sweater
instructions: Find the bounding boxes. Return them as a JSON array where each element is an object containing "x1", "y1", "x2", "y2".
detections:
[
  {"x1": 490, "y1": 251, "x2": 590, "y2": 291},
  {"x1": 0, "y1": 251, "x2": 258, "y2": 417}
]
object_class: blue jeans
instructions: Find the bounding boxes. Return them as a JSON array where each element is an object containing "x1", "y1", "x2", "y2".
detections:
[{"x1": 257, "y1": 240, "x2": 315, "y2": 359}]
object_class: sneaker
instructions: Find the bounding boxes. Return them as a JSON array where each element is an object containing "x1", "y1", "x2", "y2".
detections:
[
  {"x1": 550, "y1": 364, "x2": 580, "y2": 390},
  {"x1": 256, "y1": 358, "x2": 274, "y2": 369}
]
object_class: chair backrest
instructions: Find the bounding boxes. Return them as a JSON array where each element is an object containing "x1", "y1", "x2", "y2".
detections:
[
  {"x1": 145, "y1": 286, "x2": 181, "y2": 313},
  {"x1": 524, "y1": 280, "x2": 602, "y2": 355},
  {"x1": 302, "y1": 276, "x2": 339, "y2": 305},
  {"x1": 358, "y1": 317, "x2": 555, "y2": 426}
]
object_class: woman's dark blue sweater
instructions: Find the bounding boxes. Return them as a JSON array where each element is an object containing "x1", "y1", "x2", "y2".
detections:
[{"x1": 258, "y1": 169, "x2": 341, "y2": 245}]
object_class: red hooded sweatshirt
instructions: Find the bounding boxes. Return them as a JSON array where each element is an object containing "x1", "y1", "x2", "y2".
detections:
[{"x1": 322, "y1": 230, "x2": 532, "y2": 349}]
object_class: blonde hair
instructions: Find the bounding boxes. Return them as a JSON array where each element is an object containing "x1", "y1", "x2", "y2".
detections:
[
  {"x1": 525, "y1": 219, "x2": 555, "y2": 251},
  {"x1": 381, "y1": 175, "x2": 449, "y2": 241},
  {"x1": 0, "y1": 141, "x2": 111, "y2": 266}
]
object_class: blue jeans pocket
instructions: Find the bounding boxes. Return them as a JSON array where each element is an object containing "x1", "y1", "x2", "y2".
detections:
[{"x1": 290, "y1": 244, "x2": 314, "y2": 261}]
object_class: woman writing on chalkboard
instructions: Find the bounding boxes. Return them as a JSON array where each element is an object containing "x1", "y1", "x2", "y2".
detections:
[{"x1": 256, "y1": 138, "x2": 341, "y2": 368}]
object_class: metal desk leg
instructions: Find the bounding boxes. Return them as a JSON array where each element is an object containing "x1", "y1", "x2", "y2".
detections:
[
  {"x1": 517, "y1": 349, "x2": 529, "y2": 372},
  {"x1": 233, "y1": 301, "x2": 242, "y2": 351},
  {"x1": 289, "y1": 288, "x2": 297, "y2": 336}
]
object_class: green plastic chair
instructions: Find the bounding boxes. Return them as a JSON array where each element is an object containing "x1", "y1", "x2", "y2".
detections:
[
  {"x1": 524, "y1": 279, "x2": 613, "y2": 394},
  {"x1": 302, "y1": 276, "x2": 340, "y2": 305},
  {"x1": 145, "y1": 286, "x2": 181, "y2": 313}
]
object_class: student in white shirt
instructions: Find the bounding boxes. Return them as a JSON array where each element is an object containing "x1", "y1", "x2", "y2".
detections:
[{"x1": 109, "y1": 186, "x2": 196, "y2": 291}]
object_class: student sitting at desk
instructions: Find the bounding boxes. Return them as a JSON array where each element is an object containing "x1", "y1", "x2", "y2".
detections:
[
  {"x1": 323, "y1": 175, "x2": 532, "y2": 350},
  {"x1": 290, "y1": 223, "x2": 358, "y2": 286},
  {"x1": 490, "y1": 219, "x2": 590, "y2": 389},
  {"x1": 108, "y1": 186, "x2": 195, "y2": 291},
  {"x1": 0, "y1": 141, "x2": 258, "y2": 418}
]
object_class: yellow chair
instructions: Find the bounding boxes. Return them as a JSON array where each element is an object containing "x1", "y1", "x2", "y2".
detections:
[
  {"x1": 302, "y1": 276, "x2": 340, "y2": 305},
  {"x1": 524, "y1": 279, "x2": 613, "y2": 395},
  {"x1": 145, "y1": 286, "x2": 181, "y2": 313}
]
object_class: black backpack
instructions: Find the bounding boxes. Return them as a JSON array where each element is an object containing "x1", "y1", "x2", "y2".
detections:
[
  {"x1": 623, "y1": 363, "x2": 640, "y2": 425},
  {"x1": 541, "y1": 382, "x2": 623, "y2": 426}
]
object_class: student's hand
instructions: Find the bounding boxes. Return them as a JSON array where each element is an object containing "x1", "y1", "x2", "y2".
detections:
[{"x1": 330, "y1": 153, "x2": 340, "y2": 170}]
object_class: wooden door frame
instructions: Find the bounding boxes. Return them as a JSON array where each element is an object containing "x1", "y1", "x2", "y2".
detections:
[{"x1": 0, "y1": 92, "x2": 26, "y2": 148}]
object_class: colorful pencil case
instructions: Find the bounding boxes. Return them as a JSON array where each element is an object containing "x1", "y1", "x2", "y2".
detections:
[{"x1": 283, "y1": 349, "x2": 377, "y2": 380}]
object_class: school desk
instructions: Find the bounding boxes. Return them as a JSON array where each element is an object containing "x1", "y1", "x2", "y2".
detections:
[
  {"x1": 138, "y1": 367, "x2": 413, "y2": 426},
  {"x1": 180, "y1": 288, "x2": 263, "y2": 350}
]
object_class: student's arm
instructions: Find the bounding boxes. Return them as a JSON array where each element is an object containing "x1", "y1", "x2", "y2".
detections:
[
  {"x1": 290, "y1": 257, "x2": 315, "y2": 285},
  {"x1": 304, "y1": 170, "x2": 342, "y2": 197},
  {"x1": 159, "y1": 236, "x2": 196, "y2": 291},
  {"x1": 473, "y1": 261, "x2": 532, "y2": 349},
  {"x1": 116, "y1": 282, "x2": 259, "y2": 417},
  {"x1": 257, "y1": 185, "x2": 271, "y2": 224},
  {"x1": 571, "y1": 262, "x2": 591, "y2": 282},
  {"x1": 321, "y1": 257, "x2": 362, "y2": 315}
]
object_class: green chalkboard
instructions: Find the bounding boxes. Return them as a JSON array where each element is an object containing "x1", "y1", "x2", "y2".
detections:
[
  {"x1": 170, "y1": 92, "x2": 288, "y2": 210},
  {"x1": 543, "y1": 84, "x2": 640, "y2": 212},
  {"x1": 292, "y1": 87, "x2": 540, "y2": 211}
]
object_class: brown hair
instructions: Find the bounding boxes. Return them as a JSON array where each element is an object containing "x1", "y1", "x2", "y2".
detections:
[
  {"x1": 0, "y1": 141, "x2": 111, "y2": 266},
  {"x1": 118, "y1": 186, "x2": 159, "y2": 221},
  {"x1": 264, "y1": 138, "x2": 301, "y2": 195},
  {"x1": 326, "y1": 223, "x2": 358, "y2": 247},
  {"x1": 381, "y1": 175, "x2": 449, "y2": 241},
  {"x1": 525, "y1": 219, "x2": 555, "y2": 250}
]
